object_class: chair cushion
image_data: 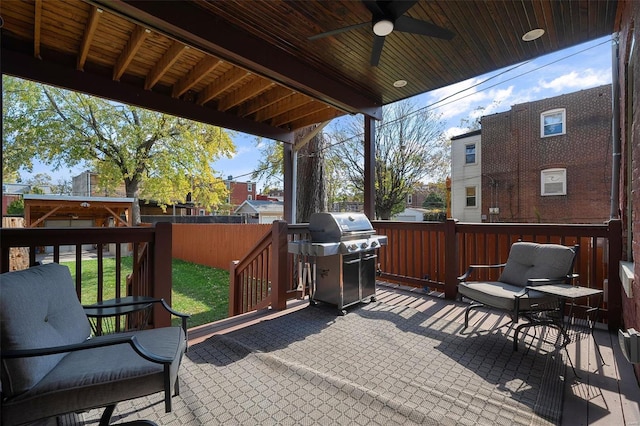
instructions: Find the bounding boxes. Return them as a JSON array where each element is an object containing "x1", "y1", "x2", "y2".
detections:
[
  {"x1": 0, "y1": 263, "x2": 91, "y2": 397},
  {"x1": 1, "y1": 327, "x2": 186, "y2": 426},
  {"x1": 458, "y1": 281, "x2": 558, "y2": 311},
  {"x1": 498, "y1": 242, "x2": 575, "y2": 287}
]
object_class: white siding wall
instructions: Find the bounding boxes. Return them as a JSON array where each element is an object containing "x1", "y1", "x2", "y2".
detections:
[{"x1": 451, "y1": 133, "x2": 482, "y2": 222}]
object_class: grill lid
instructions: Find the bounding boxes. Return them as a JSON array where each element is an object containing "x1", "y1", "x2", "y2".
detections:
[{"x1": 308, "y1": 212, "x2": 374, "y2": 243}]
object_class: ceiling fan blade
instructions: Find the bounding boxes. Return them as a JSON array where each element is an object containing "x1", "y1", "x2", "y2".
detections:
[
  {"x1": 308, "y1": 22, "x2": 369, "y2": 40},
  {"x1": 385, "y1": 0, "x2": 419, "y2": 19},
  {"x1": 394, "y1": 15, "x2": 455, "y2": 40},
  {"x1": 370, "y1": 35, "x2": 386, "y2": 66},
  {"x1": 362, "y1": 0, "x2": 385, "y2": 18}
]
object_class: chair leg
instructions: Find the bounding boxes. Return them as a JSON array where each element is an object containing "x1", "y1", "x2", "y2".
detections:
[
  {"x1": 99, "y1": 404, "x2": 116, "y2": 426},
  {"x1": 463, "y1": 302, "x2": 484, "y2": 329}
]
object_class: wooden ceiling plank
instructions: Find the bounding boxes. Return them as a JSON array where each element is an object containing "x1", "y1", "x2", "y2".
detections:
[
  {"x1": 113, "y1": 25, "x2": 150, "y2": 81},
  {"x1": 196, "y1": 67, "x2": 249, "y2": 106},
  {"x1": 145, "y1": 41, "x2": 188, "y2": 90},
  {"x1": 77, "y1": 6, "x2": 103, "y2": 71},
  {"x1": 173, "y1": 56, "x2": 223, "y2": 98},
  {"x1": 33, "y1": 0, "x2": 43, "y2": 59},
  {"x1": 254, "y1": 93, "x2": 310, "y2": 122},
  {"x1": 236, "y1": 86, "x2": 294, "y2": 117},
  {"x1": 218, "y1": 78, "x2": 275, "y2": 111}
]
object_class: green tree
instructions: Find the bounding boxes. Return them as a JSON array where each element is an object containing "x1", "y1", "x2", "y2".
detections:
[
  {"x1": 6, "y1": 199, "x2": 24, "y2": 215},
  {"x1": 329, "y1": 100, "x2": 448, "y2": 219},
  {"x1": 3, "y1": 76, "x2": 235, "y2": 222}
]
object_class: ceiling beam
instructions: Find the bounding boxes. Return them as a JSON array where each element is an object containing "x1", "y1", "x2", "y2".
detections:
[
  {"x1": 172, "y1": 56, "x2": 222, "y2": 98},
  {"x1": 113, "y1": 25, "x2": 150, "y2": 81},
  {"x1": 77, "y1": 6, "x2": 103, "y2": 71},
  {"x1": 218, "y1": 78, "x2": 275, "y2": 112},
  {"x1": 254, "y1": 93, "x2": 311, "y2": 122},
  {"x1": 2, "y1": 48, "x2": 295, "y2": 143},
  {"x1": 271, "y1": 102, "x2": 328, "y2": 128},
  {"x1": 145, "y1": 41, "x2": 187, "y2": 90},
  {"x1": 236, "y1": 86, "x2": 293, "y2": 118},
  {"x1": 94, "y1": 0, "x2": 383, "y2": 120},
  {"x1": 33, "y1": 0, "x2": 43, "y2": 59},
  {"x1": 196, "y1": 67, "x2": 248, "y2": 106},
  {"x1": 290, "y1": 109, "x2": 344, "y2": 130}
]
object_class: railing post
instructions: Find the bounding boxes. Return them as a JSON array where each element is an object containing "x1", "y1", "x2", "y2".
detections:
[
  {"x1": 270, "y1": 220, "x2": 288, "y2": 310},
  {"x1": 444, "y1": 218, "x2": 459, "y2": 299},
  {"x1": 153, "y1": 222, "x2": 172, "y2": 328},
  {"x1": 229, "y1": 260, "x2": 240, "y2": 316},
  {"x1": 607, "y1": 219, "x2": 623, "y2": 330}
]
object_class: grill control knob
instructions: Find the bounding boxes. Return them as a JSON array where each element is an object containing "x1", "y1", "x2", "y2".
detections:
[
  {"x1": 349, "y1": 243, "x2": 358, "y2": 250},
  {"x1": 370, "y1": 241, "x2": 378, "y2": 248},
  {"x1": 360, "y1": 242, "x2": 368, "y2": 249}
]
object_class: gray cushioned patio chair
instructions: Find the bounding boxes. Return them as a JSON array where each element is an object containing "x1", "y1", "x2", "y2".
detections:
[
  {"x1": 1, "y1": 263, "x2": 188, "y2": 426},
  {"x1": 458, "y1": 241, "x2": 578, "y2": 350}
]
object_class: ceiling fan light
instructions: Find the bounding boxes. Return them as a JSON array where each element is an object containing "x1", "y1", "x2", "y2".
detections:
[
  {"x1": 393, "y1": 80, "x2": 407, "y2": 88},
  {"x1": 373, "y1": 19, "x2": 394, "y2": 36},
  {"x1": 522, "y1": 28, "x2": 545, "y2": 42}
]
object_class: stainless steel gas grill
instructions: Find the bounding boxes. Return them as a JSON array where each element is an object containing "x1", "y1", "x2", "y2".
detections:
[{"x1": 288, "y1": 212, "x2": 388, "y2": 313}]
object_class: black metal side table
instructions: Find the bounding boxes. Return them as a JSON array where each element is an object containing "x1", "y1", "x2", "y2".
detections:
[
  {"x1": 527, "y1": 283, "x2": 605, "y2": 376},
  {"x1": 83, "y1": 296, "x2": 157, "y2": 336}
]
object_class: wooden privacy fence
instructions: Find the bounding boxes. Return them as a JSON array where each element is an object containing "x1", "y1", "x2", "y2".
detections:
[{"x1": 172, "y1": 223, "x2": 271, "y2": 270}]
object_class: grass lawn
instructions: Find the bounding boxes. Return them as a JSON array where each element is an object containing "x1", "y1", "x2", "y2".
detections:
[{"x1": 63, "y1": 257, "x2": 229, "y2": 328}]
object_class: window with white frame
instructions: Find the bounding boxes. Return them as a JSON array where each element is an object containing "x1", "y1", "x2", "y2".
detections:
[
  {"x1": 540, "y1": 109, "x2": 566, "y2": 137},
  {"x1": 248, "y1": 195, "x2": 253, "y2": 200},
  {"x1": 199, "y1": 209, "x2": 205, "y2": 216},
  {"x1": 407, "y1": 194, "x2": 413, "y2": 204},
  {"x1": 541, "y1": 168, "x2": 567, "y2": 196},
  {"x1": 247, "y1": 183, "x2": 253, "y2": 191},
  {"x1": 465, "y1": 186, "x2": 477, "y2": 207},
  {"x1": 465, "y1": 143, "x2": 476, "y2": 164}
]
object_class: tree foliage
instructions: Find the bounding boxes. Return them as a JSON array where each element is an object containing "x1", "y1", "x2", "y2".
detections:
[
  {"x1": 328, "y1": 100, "x2": 449, "y2": 219},
  {"x1": 3, "y1": 76, "x2": 235, "y2": 221}
]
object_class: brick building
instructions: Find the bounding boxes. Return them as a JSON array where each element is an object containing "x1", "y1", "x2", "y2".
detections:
[
  {"x1": 224, "y1": 175, "x2": 256, "y2": 207},
  {"x1": 477, "y1": 84, "x2": 612, "y2": 223}
]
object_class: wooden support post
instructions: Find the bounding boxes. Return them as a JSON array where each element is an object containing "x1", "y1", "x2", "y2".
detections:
[
  {"x1": 270, "y1": 220, "x2": 289, "y2": 310},
  {"x1": 153, "y1": 222, "x2": 172, "y2": 328},
  {"x1": 364, "y1": 115, "x2": 376, "y2": 219},
  {"x1": 444, "y1": 218, "x2": 459, "y2": 299}
]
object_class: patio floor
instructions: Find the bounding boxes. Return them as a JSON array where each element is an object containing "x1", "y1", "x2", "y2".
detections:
[{"x1": 76, "y1": 282, "x2": 639, "y2": 425}]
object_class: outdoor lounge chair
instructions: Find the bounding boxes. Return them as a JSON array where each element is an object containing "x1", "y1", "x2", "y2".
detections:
[
  {"x1": 457, "y1": 241, "x2": 578, "y2": 350},
  {"x1": 0, "y1": 263, "x2": 189, "y2": 426}
]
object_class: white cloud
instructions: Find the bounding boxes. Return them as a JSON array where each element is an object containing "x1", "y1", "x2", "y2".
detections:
[{"x1": 538, "y1": 69, "x2": 611, "y2": 92}]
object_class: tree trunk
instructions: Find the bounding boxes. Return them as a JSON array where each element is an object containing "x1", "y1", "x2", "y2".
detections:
[
  {"x1": 295, "y1": 127, "x2": 325, "y2": 223},
  {"x1": 125, "y1": 178, "x2": 141, "y2": 225}
]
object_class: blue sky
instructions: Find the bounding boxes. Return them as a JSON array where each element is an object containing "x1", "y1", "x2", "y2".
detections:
[{"x1": 25, "y1": 36, "x2": 613, "y2": 192}]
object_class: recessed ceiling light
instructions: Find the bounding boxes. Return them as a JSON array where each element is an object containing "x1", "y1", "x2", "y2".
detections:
[
  {"x1": 393, "y1": 79, "x2": 407, "y2": 88},
  {"x1": 522, "y1": 28, "x2": 545, "y2": 42}
]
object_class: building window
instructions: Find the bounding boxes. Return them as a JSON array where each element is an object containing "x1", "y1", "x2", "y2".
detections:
[
  {"x1": 540, "y1": 109, "x2": 566, "y2": 137},
  {"x1": 247, "y1": 195, "x2": 253, "y2": 200},
  {"x1": 465, "y1": 187, "x2": 476, "y2": 207},
  {"x1": 465, "y1": 143, "x2": 476, "y2": 164},
  {"x1": 199, "y1": 209, "x2": 205, "y2": 216},
  {"x1": 541, "y1": 168, "x2": 567, "y2": 196},
  {"x1": 247, "y1": 183, "x2": 253, "y2": 191},
  {"x1": 407, "y1": 194, "x2": 413, "y2": 205}
]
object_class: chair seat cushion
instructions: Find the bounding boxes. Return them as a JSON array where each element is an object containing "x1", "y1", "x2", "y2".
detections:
[
  {"x1": 2, "y1": 326, "x2": 186, "y2": 425},
  {"x1": 458, "y1": 281, "x2": 558, "y2": 311}
]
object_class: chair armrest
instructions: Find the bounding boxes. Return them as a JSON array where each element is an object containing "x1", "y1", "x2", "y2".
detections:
[
  {"x1": 458, "y1": 263, "x2": 507, "y2": 281},
  {"x1": 526, "y1": 274, "x2": 579, "y2": 286},
  {"x1": 1, "y1": 334, "x2": 174, "y2": 365}
]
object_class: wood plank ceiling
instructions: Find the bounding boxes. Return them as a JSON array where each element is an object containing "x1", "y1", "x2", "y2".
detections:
[{"x1": 1, "y1": 1, "x2": 619, "y2": 143}]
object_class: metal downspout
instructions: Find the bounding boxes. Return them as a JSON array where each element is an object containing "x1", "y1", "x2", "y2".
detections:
[{"x1": 610, "y1": 35, "x2": 621, "y2": 219}]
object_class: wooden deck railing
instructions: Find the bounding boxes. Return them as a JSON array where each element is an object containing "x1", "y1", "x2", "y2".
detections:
[
  {"x1": 0, "y1": 223, "x2": 173, "y2": 328},
  {"x1": 229, "y1": 219, "x2": 622, "y2": 330}
]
